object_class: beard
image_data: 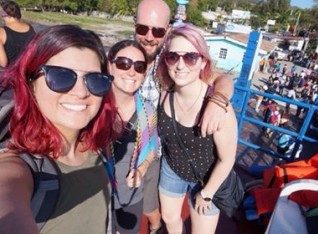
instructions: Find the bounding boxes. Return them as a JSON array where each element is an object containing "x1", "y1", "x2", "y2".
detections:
[{"x1": 139, "y1": 40, "x2": 163, "y2": 63}]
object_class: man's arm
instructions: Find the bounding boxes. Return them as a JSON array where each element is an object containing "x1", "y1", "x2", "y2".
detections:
[{"x1": 199, "y1": 73, "x2": 234, "y2": 137}]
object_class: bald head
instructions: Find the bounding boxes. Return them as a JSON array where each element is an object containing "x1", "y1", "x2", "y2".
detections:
[
  {"x1": 134, "y1": 0, "x2": 171, "y2": 62},
  {"x1": 136, "y1": 0, "x2": 171, "y2": 27}
]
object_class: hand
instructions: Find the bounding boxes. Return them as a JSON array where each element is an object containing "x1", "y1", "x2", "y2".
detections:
[
  {"x1": 198, "y1": 101, "x2": 226, "y2": 137},
  {"x1": 194, "y1": 192, "x2": 212, "y2": 215},
  {"x1": 126, "y1": 169, "x2": 142, "y2": 188}
]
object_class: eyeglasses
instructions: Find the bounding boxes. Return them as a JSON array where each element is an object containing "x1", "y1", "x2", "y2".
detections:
[
  {"x1": 111, "y1": 57, "x2": 147, "y2": 74},
  {"x1": 165, "y1": 52, "x2": 202, "y2": 67},
  {"x1": 35, "y1": 65, "x2": 113, "y2": 97},
  {"x1": 135, "y1": 24, "x2": 166, "y2": 38}
]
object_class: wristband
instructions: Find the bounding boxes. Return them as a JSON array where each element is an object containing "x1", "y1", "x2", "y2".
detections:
[
  {"x1": 213, "y1": 92, "x2": 230, "y2": 107},
  {"x1": 208, "y1": 98, "x2": 228, "y2": 113},
  {"x1": 200, "y1": 190, "x2": 213, "y2": 202}
]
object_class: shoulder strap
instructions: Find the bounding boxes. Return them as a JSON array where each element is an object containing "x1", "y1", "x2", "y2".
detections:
[
  {"x1": 0, "y1": 100, "x2": 13, "y2": 143},
  {"x1": 169, "y1": 92, "x2": 204, "y2": 186},
  {"x1": 198, "y1": 85, "x2": 213, "y2": 122},
  {"x1": 0, "y1": 88, "x2": 14, "y2": 144},
  {"x1": 19, "y1": 153, "x2": 60, "y2": 231}
]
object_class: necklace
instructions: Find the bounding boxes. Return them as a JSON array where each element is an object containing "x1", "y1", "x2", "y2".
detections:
[{"x1": 174, "y1": 81, "x2": 203, "y2": 114}]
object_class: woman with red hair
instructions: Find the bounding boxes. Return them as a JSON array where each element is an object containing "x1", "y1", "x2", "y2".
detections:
[{"x1": 0, "y1": 24, "x2": 116, "y2": 233}]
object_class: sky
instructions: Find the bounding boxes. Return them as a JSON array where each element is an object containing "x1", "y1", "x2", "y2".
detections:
[{"x1": 290, "y1": 0, "x2": 315, "y2": 9}]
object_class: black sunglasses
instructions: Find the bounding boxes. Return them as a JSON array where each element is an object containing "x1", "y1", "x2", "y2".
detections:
[
  {"x1": 135, "y1": 24, "x2": 166, "y2": 38},
  {"x1": 165, "y1": 52, "x2": 202, "y2": 67},
  {"x1": 111, "y1": 57, "x2": 147, "y2": 74},
  {"x1": 35, "y1": 65, "x2": 113, "y2": 97}
]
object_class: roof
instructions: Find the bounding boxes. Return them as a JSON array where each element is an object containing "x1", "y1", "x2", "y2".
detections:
[
  {"x1": 204, "y1": 32, "x2": 277, "y2": 53},
  {"x1": 263, "y1": 33, "x2": 307, "y2": 41}
]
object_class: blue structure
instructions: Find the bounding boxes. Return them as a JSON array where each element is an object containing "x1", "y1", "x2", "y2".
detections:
[
  {"x1": 232, "y1": 31, "x2": 261, "y2": 111},
  {"x1": 234, "y1": 31, "x2": 318, "y2": 162}
]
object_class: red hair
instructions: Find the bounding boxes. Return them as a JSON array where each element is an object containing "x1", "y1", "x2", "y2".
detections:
[{"x1": 0, "y1": 25, "x2": 117, "y2": 158}]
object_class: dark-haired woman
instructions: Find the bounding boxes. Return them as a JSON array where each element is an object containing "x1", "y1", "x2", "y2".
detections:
[
  {"x1": 106, "y1": 40, "x2": 160, "y2": 233},
  {"x1": 0, "y1": 0, "x2": 35, "y2": 67},
  {"x1": 0, "y1": 24, "x2": 116, "y2": 233}
]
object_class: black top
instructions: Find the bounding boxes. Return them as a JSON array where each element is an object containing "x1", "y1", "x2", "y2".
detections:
[
  {"x1": 158, "y1": 89, "x2": 216, "y2": 183},
  {"x1": 3, "y1": 25, "x2": 35, "y2": 64}
]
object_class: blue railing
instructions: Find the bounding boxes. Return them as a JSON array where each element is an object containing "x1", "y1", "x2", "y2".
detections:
[{"x1": 234, "y1": 84, "x2": 318, "y2": 162}]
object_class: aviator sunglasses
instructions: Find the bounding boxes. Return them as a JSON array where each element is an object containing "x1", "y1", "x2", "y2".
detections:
[
  {"x1": 135, "y1": 24, "x2": 166, "y2": 38},
  {"x1": 111, "y1": 57, "x2": 147, "y2": 74},
  {"x1": 165, "y1": 51, "x2": 202, "y2": 67},
  {"x1": 35, "y1": 65, "x2": 113, "y2": 96}
]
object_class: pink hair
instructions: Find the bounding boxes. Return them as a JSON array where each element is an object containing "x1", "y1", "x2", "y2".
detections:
[{"x1": 157, "y1": 23, "x2": 213, "y2": 89}]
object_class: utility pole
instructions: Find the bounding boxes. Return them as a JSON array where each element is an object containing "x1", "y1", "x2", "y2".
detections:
[{"x1": 293, "y1": 12, "x2": 301, "y2": 36}]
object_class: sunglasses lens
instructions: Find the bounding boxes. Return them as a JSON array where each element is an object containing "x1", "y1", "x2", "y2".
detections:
[
  {"x1": 165, "y1": 52, "x2": 201, "y2": 66},
  {"x1": 45, "y1": 66, "x2": 76, "y2": 93},
  {"x1": 134, "y1": 61, "x2": 147, "y2": 74},
  {"x1": 135, "y1": 24, "x2": 149, "y2": 36},
  {"x1": 113, "y1": 57, "x2": 132, "y2": 71},
  {"x1": 86, "y1": 73, "x2": 113, "y2": 96},
  {"x1": 152, "y1": 27, "x2": 166, "y2": 38},
  {"x1": 136, "y1": 24, "x2": 166, "y2": 38},
  {"x1": 113, "y1": 57, "x2": 146, "y2": 74},
  {"x1": 165, "y1": 52, "x2": 180, "y2": 66},
  {"x1": 183, "y1": 53, "x2": 201, "y2": 66}
]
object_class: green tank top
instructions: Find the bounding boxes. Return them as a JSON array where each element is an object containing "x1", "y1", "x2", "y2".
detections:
[{"x1": 40, "y1": 151, "x2": 111, "y2": 234}]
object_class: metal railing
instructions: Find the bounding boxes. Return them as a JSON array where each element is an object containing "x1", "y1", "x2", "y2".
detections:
[{"x1": 234, "y1": 84, "x2": 318, "y2": 162}]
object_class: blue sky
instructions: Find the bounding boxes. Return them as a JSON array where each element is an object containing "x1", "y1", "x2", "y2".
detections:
[{"x1": 291, "y1": 0, "x2": 315, "y2": 9}]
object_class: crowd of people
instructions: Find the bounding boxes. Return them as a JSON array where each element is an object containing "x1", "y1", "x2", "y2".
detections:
[
  {"x1": 256, "y1": 58, "x2": 318, "y2": 125},
  {"x1": 253, "y1": 54, "x2": 318, "y2": 158},
  {"x1": 0, "y1": 0, "x2": 239, "y2": 234}
]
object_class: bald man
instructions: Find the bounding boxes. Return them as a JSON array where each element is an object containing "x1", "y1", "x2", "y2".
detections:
[{"x1": 133, "y1": 1, "x2": 234, "y2": 233}]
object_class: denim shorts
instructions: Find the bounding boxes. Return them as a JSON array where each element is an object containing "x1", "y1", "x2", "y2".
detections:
[{"x1": 159, "y1": 157, "x2": 219, "y2": 216}]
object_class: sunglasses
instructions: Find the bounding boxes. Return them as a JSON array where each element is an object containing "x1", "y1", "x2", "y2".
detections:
[
  {"x1": 165, "y1": 52, "x2": 202, "y2": 67},
  {"x1": 135, "y1": 24, "x2": 166, "y2": 38},
  {"x1": 111, "y1": 57, "x2": 147, "y2": 74},
  {"x1": 36, "y1": 65, "x2": 113, "y2": 96}
]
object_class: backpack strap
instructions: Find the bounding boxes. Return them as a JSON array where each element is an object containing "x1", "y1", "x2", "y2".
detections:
[
  {"x1": 19, "y1": 153, "x2": 60, "y2": 230},
  {"x1": 0, "y1": 100, "x2": 13, "y2": 143}
]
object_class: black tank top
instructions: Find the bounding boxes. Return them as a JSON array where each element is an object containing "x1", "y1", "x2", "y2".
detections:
[
  {"x1": 3, "y1": 25, "x2": 35, "y2": 64},
  {"x1": 158, "y1": 88, "x2": 216, "y2": 183}
]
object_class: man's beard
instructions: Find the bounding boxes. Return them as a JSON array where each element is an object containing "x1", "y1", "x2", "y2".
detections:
[{"x1": 140, "y1": 40, "x2": 163, "y2": 63}]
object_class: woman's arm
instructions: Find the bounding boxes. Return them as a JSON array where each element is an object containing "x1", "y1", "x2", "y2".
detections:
[
  {"x1": 199, "y1": 74, "x2": 234, "y2": 137},
  {"x1": 0, "y1": 153, "x2": 37, "y2": 233},
  {"x1": 0, "y1": 28, "x2": 8, "y2": 67},
  {"x1": 195, "y1": 104, "x2": 238, "y2": 214}
]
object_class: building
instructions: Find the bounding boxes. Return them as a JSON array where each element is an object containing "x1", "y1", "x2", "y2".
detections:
[
  {"x1": 205, "y1": 32, "x2": 277, "y2": 73},
  {"x1": 262, "y1": 33, "x2": 308, "y2": 51}
]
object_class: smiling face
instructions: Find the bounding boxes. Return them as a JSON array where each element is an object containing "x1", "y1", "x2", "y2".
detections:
[
  {"x1": 108, "y1": 46, "x2": 146, "y2": 96},
  {"x1": 32, "y1": 47, "x2": 103, "y2": 136},
  {"x1": 166, "y1": 36, "x2": 206, "y2": 88},
  {"x1": 135, "y1": 0, "x2": 170, "y2": 62}
]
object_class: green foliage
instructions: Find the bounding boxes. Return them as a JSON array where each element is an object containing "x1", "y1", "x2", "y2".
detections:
[
  {"x1": 306, "y1": 37, "x2": 318, "y2": 54},
  {"x1": 197, "y1": 0, "x2": 218, "y2": 12},
  {"x1": 236, "y1": 0, "x2": 252, "y2": 11},
  {"x1": 13, "y1": 0, "x2": 318, "y2": 35},
  {"x1": 186, "y1": 6, "x2": 205, "y2": 27}
]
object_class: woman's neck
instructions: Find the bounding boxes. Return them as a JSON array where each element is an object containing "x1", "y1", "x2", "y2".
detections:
[
  {"x1": 173, "y1": 80, "x2": 207, "y2": 126},
  {"x1": 113, "y1": 89, "x2": 136, "y2": 122},
  {"x1": 174, "y1": 79, "x2": 205, "y2": 100},
  {"x1": 57, "y1": 136, "x2": 88, "y2": 166}
]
